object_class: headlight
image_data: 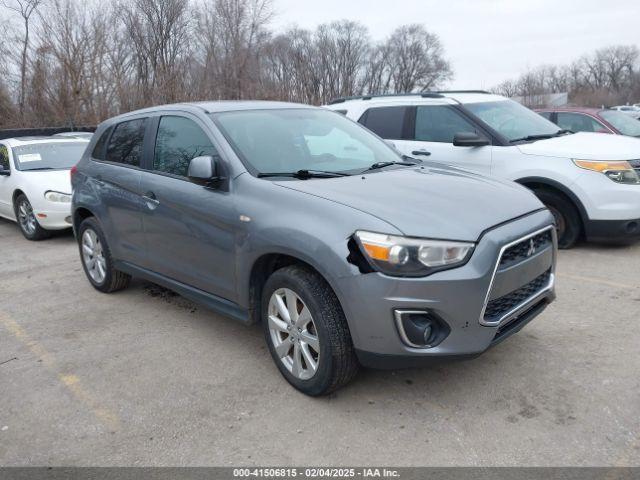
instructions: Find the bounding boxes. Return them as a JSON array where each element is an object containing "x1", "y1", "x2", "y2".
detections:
[
  {"x1": 573, "y1": 160, "x2": 640, "y2": 184},
  {"x1": 44, "y1": 191, "x2": 72, "y2": 203},
  {"x1": 354, "y1": 230, "x2": 475, "y2": 277}
]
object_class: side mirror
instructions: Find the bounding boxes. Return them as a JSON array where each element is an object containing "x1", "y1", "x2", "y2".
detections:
[
  {"x1": 187, "y1": 155, "x2": 223, "y2": 187},
  {"x1": 453, "y1": 132, "x2": 490, "y2": 147},
  {"x1": 0, "y1": 165, "x2": 10, "y2": 176}
]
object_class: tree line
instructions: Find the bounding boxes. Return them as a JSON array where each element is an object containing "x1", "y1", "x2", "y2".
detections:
[
  {"x1": 0, "y1": 0, "x2": 453, "y2": 129},
  {"x1": 492, "y1": 45, "x2": 640, "y2": 107}
]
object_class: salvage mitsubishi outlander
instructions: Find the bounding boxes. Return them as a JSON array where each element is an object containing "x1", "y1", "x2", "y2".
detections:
[{"x1": 71, "y1": 101, "x2": 557, "y2": 395}]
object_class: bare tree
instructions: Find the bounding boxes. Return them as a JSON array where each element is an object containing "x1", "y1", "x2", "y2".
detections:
[
  {"x1": 314, "y1": 20, "x2": 370, "y2": 102},
  {"x1": 195, "y1": 0, "x2": 273, "y2": 99},
  {"x1": 118, "y1": 0, "x2": 193, "y2": 106},
  {"x1": 2, "y1": 0, "x2": 43, "y2": 124},
  {"x1": 0, "y1": 1, "x2": 460, "y2": 127},
  {"x1": 493, "y1": 44, "x2": 640, "y2": 107},
  {"x1": 386, "y1": 24, "x2": 452, "y2": 93}
]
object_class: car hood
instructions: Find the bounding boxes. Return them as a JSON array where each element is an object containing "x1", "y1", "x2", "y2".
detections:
[
  {"x1": 275, "y1": 165, "x2": 544, "y2": 241},
  {"x1": 20, "y1": 169, "x2": 72, "y2": 194},
  {"x1": 517, "y1": 132, "x2": 640, "y2": 160}
]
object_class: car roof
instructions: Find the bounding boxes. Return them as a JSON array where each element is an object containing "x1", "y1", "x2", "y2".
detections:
[
  {"x1": 2, "y1": 136, "x2": 90, "y2": 147},
  {"x1": 326, "y1": 91, "x2": 507, "y2": 109},
  {"x1": 536, "y1": 107, "x2": 604, "y2": 115},
  {"x1": 107, "y1": 100, "x2": 315, "y2": 123}
]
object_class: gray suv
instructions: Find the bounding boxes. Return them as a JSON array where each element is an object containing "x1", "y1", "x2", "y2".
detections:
[{"x1": 71, "y1": 101, "x2": 557, "y2": 395}]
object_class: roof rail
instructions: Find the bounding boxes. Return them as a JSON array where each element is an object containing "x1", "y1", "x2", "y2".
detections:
[
  {"x1": 436, "y1": 90, "x2": 491, "y2": 94},
  {"x1": 328, "y1": 92, "x2": 444, "y2": 105}
]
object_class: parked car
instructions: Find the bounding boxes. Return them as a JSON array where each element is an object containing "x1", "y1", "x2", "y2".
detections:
[
  {"x1": 71, "y1": 101, "x2": 557, "y2": 395},
  {"x1": 611, "y1": 105, "x2": 640, "y2": 120},
  {"x1": 536, "y1": 107, "x2": 640, "y2": 138},
  {"x1": 54, "y1": 132, "x2": 94, "y2": 140},
  {"x1": 327, "y1": 92, "x2": 640, "y2": 248},
  {"x1": 0, "y1": 136, "x2": 89, "y2": 240}
]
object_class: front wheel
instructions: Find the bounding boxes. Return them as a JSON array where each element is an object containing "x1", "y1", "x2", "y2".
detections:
[
  {"x1": 14, "y1": 194, "x2": 51, "y2": 241},
  {"x1": 261, "y1": 265, "x2": 359, "y2": 396},
  {"x1": 534, "y1": 189, "x2": 581, "y2": 249}
]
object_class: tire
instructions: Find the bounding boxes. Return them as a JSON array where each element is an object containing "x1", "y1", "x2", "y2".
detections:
[
  {"x1": 14, "y1": 194, "x2": 51, "y2": 241},
  {"x1": 534, "y1": 189, "x2": 581, "y2": 249},
  {"x1": 261, "y1": 265, "x2": 359, "y2": 396},
  {"x1": 77, "y1": 217, "x2": 131, "y2": 293}
]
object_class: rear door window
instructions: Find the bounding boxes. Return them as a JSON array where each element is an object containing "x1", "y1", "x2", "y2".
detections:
[
  {"x1": 359, "y1": 106, "x2": 408, "y2": 140},
  {"x1": 414, "y1": 106, "x2": 477, "y2": 143},
  {"x1": 105, "y1": 119, "x2": 147, "y2": 167}
]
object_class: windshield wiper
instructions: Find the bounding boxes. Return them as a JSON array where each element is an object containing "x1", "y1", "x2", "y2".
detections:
[
  {"x1": 257, "y1": 169, "x2": 350, "y2": 179},
  {"x1": 360, "y1": 160, "x2": 419, "y2": 174},
  {"x1": 510, "y1": 129, "x2": 574, "y2": 143},
  {"x1": 22, "y1": 167, "x2": 56, "y2": 171}
]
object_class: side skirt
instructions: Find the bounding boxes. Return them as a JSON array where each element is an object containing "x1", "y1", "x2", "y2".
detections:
[{"x1": 114, "y1": 260, "x2": 251, "y2": 325}]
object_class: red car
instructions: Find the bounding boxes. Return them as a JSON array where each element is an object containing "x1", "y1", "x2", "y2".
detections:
[{"x1": 536, "y1": 107, "x2": 640, "y2": 138}]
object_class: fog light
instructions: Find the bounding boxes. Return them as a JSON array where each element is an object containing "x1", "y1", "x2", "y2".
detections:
[{"x1": 394, "y1": 310, "x2": 450, "y2": 349}]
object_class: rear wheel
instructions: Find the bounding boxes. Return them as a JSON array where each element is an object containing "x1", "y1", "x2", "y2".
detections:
[
  {"x1": 78, "y1": 217, "x2": 131, "y2": 293},
  {"x1": 14, "y1": 194, "x2": 50, "y2": 241},
  {"x1": 534, "y1": 189, "x2": 581, "y2": 249},
  {"x1": 261, "y1": 265, "x2": 359, "y2": 396}
]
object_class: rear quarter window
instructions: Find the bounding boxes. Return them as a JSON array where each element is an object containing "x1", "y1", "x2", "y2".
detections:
[
  {"x1": 358, "y1": 106, "x2": 408, "y2": 140},
  {"x1": 91, "y1": 126, "x2": 112, "y2": 160}
]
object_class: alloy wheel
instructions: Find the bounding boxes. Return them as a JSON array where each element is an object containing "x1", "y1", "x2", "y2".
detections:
[
  {"x1": 17, "y1": 199, "x2": 37, "y2": 236},
  {"x1": 81, "y1": 229, "x2": 107, "y2": 284},
  {"x1": 268, "y1": 288, "x2": 320, "y2": 380}
]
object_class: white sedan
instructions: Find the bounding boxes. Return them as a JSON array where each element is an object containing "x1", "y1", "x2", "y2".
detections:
[
  {"x1": 0, "y1": 137, "x2": 89, "y2": 240},
  {"x1": 612, "y1": 105, "x2": 640, "y2": 120}
]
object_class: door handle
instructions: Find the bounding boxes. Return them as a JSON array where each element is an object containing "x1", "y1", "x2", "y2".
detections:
[
  {"x1": 411, "y1": 150, "x2": 431, "y2": 156},
  {"x1": 142, "y1": 191, "x2": 160, "y2": 209}
]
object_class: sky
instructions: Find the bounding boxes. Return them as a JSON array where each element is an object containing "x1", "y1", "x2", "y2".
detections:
[{"x1": 272, "y1": 0, "x2": 640, "y2": 89}]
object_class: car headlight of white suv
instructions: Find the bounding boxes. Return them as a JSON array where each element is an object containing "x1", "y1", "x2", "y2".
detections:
[
  {"x1": 573, "y1": 159, "x2": 640, "y2": 185},
  {"x1": 354, "y1": 230, "x2": 475, "y2": 277},
  {"x1": 44, "y1": 191, "x2": 72, "y2": 203}
]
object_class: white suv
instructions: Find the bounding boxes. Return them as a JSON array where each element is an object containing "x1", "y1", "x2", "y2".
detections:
[{"x1": 327, "y1": 91, "x2": 640, "y2": 248}]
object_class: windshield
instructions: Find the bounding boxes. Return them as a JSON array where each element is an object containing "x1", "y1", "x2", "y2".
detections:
[
  {"x1": 465, "y1": 100, "x2": 561, "y2": 142},
  {"x1": 600, "y1": 110, "x2": 640, "y2": 137},
  {"x1": 13, "y1": 142, "x2": 88, "y2": 171},
  {"x1": 212, "y1": 108, "x2": 402, "y2": 175}
]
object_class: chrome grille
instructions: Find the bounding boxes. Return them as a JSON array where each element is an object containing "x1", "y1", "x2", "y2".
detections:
[
  {"x1": 484, "y1": 270, "x2": 551, "y2": 322},
  {"x1": 480, "y1": 225, "x2": 556, "y2": 327},
  {"x1": 499, "y1": 230, "x2": 553, "y2": 268}
]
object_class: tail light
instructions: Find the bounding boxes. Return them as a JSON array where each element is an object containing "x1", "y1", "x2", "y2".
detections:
[{"x1": 70, "y1": 165, "x2": 78, "y2": 181}]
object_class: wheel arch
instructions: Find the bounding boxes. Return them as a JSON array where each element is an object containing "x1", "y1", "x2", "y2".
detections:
[
  {"x1": 72, "y1": 206, "x2": 96, "y2": 233},
  {"x1": 515, "y1": 176, "x2": 589, "y2": 226},
  {"x1": 246, "y1": 252, "x2": 341, "y2": 326},
  {"x1": 12, "y1": 189, "x2": 26, "y2": 206}
]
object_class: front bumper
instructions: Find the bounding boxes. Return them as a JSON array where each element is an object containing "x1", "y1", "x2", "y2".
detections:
[
  {"x1": 356, "y1": 296, "x2": 553, "y2": 369},
  {"x1": 33, "y1": 208, "x2": 73, "y2": 230},
  {"x1": 334, "y1": 209, "x2": 556, "y2": 366},
  {"x1": 585, "y1": 218, "x2": 640, "y2": 243}
]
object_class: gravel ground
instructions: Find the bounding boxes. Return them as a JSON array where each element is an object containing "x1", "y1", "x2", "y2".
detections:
[{"x1": 0, "y1": 217, "x2": 638, "y2": 466}]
